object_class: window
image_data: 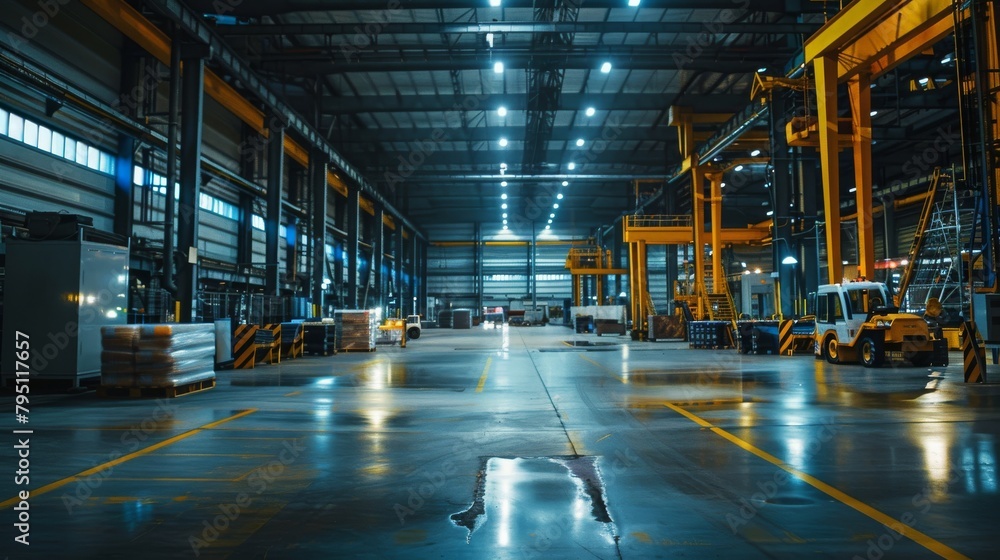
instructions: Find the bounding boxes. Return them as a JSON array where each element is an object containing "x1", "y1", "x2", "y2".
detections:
[
  {"x1": 50, "y1": 131, "x2": 64, "y2": 157},
  {"x1": 8, "y1": 114, "x2": 24, "y2": 141},
  {"x1": 0, "y1": 109, "x2": 116, "y2": 175},
  {"x1": 37, "y1": 125, "x2": 51, "y2": 152},
  {"x1": 252, "y1": 215, "x2": 265, "y2": 230}
]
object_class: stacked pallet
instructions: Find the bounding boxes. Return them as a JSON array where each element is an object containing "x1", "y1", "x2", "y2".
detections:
[
  {"x1": 335, "y1": 310, "x2": 377, "y2": 351},
  {"x1": 100, "y1": 324, "x2": 216, "y2": 395},
  {"x1": 302, "y1": 321, "x2": 337, "y2": 355},
  {"x1": 688, "y1": 321, "x2": 732, "y2": 349}
]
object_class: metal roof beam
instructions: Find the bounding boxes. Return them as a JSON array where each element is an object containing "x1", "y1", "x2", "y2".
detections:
[
  {"x1": 217, "y1": 20, "x2": 821, "y2": 36},
  {"x1": 190, "y1": 0, "x2": 827, "y2": 14}
]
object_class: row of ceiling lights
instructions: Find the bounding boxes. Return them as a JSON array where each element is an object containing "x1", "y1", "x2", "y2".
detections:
[
  {"x1": 490, "y1": 0, "x2": 641, "y2": 7},
  {"x1": 500, "y1": 181, "x2": 565, "y2": 233}
]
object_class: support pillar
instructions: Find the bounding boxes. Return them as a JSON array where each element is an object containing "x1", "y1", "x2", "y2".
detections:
[
  {"x1": 237, "y1": 193, "x2": 253, "y2": 271},
  {"x1": 815, "y1": 54, "x2": 843, "y2": 283},
  {"x1": 690, "y1": 165, "x2": 706, "y2": 314},
  {"x1": 310, "y1": 152, "x2": 327, "y2": 315},
  {"x1": 665, "y1": 188, "x2": 678, "y2": 305},
  {"x1": 799, "y1": 149, "x2": 821, "y2": 298},
  {"x1": 265, "y1": 115, "x2": 284, "y2": 296},
  {"x1": 474, "y1": 223, "x2": 483, "y2": 312},
  {"x1": 373, "y1": 204, "x2": 385, "y2": 314},
  {"x1": 176, "y1": 43, "x2": 208, "y2": 323},
  {"x1": 771, "y1": 89, "x2": 795, "y2": 317},
  {"x1": 708, "y1": 171, "x2": 724, "y2": 293},
  {"x1": 849, "y1": 73, "x2": 875, "y2": 278},
  {"x1": 409, "y1": 234, "x2": 418, "y2": 315},
  {"x1": 347, "y1": 188, "x2": 360, "y2": 309},
  {"x1": 395, "y1": 228, "x2": 405, "y2": 315}
]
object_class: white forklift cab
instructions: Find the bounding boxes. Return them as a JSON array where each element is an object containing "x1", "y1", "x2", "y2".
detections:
[
  {"x1": 813, "y1": 281, "x2": 945, "y2": 367},
  {"x1": 406, "y1": 315, "x2": 422, "y2": 340}
]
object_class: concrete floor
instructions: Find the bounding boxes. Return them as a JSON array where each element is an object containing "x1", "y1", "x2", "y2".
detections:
[{"x1": 2, "y1": 324, "x2": 999, "y2": 559}]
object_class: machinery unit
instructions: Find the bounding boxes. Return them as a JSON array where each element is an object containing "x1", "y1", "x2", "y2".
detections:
[
  {"x1": 1, "y1": 234, "x2": 129, "y2": 386},
  {"x1": 813, "y1": 281, "x2": 947, "y2": 368},
  {"x1": 405, "y1": 314, "x2": 421, "y2": 340}
]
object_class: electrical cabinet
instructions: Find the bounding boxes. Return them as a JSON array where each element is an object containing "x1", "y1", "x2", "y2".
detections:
[{"x1": 1, "y1": 237, "x2": 128, "y2": 386}]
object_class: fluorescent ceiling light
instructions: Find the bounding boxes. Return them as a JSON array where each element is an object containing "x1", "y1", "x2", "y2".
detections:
[
  {"x1": 545, "y1": 225, "x2": 551, "y2": 230},
  {"x1": 782, "y1": 256, "x2": 798, "y2": 265},
  {"x1": 501, "y1": 193, "x2": 507, "y2": 200},
  {"x1": 734, "y1": 164, "x2": 744, "y2": 171},
  {"x1": 553, "y1": 203, "x2": 559, "y2": 209},
  {"x1": 576, "y1": 139, "x2": 585, "y2": 147},
  {"x1": 600, "y1": 62, "x2": 612, "y2": 73},
  {"x1": 567, "y1": 162, "x2": 576, "y2": 170},
  {"x1": 562, "y1": 181, "x2": 568, "y2": 186},
  {"x1": 870, "y1": 110, "x2": 878, "y2": 117},
  {"x1": 502, "y1": 213, "x2": 507, "y2": 218},
  {"x1": 501, "y1": 203, "x2": 508, "y2": 209},
  {"x1": 628, "y1": 0, "x2": 640, "y2": 6},
  {"x1": 750, "y1": 149, "x2": 761, "y2": 157},
  {"x1": 498, "y1": 138, "x2": 508, "y2": 147},
  {"x1": 500, "y1": 181, "x2": 508, "y2": 187},
  {"x1": 585, "y1": 107, "x2": 596, "y2": 117},
  {"x1": 497, "y1": 106, "x2": 507, "y2": 117},
  {"x1": 490, "y1": 0, "x2": 501, "y2": 6},
  {"x1": 549, "y1": 213, "x2": 555, "y2": 218},
  {"x1": 556, "y1": 193, "x2": 564, "y2": 199},
  {"x1": 494, "y1": 61, "x2": 504, "y2": 73}
]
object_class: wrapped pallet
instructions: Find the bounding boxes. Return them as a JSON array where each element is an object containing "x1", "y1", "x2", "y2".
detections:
[
  {"x1": 100, "y1": 324, "x2": 216, "y2": 393},
  {"x1": 335, "y1": 310, "x2": 377, "y2": 351}
]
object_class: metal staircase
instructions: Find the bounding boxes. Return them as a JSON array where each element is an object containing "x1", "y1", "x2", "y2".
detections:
[
  {"x1": 896, "y1": 169, "x2": 973, "y2": 317},
  {"x1": 704, "y1": 276, "x2": 738, "y2": 348}
]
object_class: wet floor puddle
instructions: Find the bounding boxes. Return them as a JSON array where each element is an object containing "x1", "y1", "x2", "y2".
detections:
[{"x1": 450, "y1": 456, "x2": 619, "y2": 552}]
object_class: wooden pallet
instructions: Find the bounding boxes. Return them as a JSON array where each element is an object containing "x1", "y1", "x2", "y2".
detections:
[{"x1": 98, "y1": 377, "x2": 216, "y2": 398}]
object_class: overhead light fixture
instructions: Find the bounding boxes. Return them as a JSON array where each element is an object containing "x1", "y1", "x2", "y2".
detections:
[
  {"x1": 557, "y1": 193, "x2": 564, "y2": 199},
  {"x1": 545, "y1": 225, "x2": 551, "y2": 230},
  {"x1": 766, "y1": 210, "x2": 773, "y2": 216},
  {"x1": 567, "y1": 162, "x2": 576, "y2": 170},
  {"x1": 547, "y1": 219, "x2": 552, "y2": 224},
  {"x1": 576, "y1": 138, "x2": 585, "y2": 147},
  {"x1": 585, "y1": 107, "x2": 596, "y2": 117},
  {"x1": 750, "y1": 149, "x2": 761, "y2": 157},
  {"x1": 549, "y1": 213, "x2": 555, "y2": 218},
  {"x1": 486, "y1": 33, "x2": 495, "y2": 48},
  {"x1": 503, "y1": 219, "x2": 507, "y2": 225},
  {"x1": 870, "y1": 110, "x2": 878, "y2": 117},
  {"x1": 919, "y1": 77, "x2": 930, "y2": 85},
  {"x1": 498, "y1": 138, "x2": 508, "y2": 147},
  {"x1": 782, "y1": 256, "x2": 799, "y2": 265},
  {"x1": 500, "y1": 162, "x2": 507, "y2": 169},
  {"x1": 600, "y1": 62, "x2": 612, "y2": 73},
  {"x1": 500, "y1": 181, "x2": 508, "y2": 187},
  {"x1": 741, "y1": 262, "x2": 747, "y2": 268},
  {"x1": 842, "y1": 260, "x2": 849, "y2": 265},
  {"x1": 502, "y1": 213, "x2": 507, "y2": 218},
  {"x1": 754, "y1": 267, "x2": 762, "y2": 274},
  {"x1": 490, "y1": 0, "x2": 501, "y2": 6},
  {"x1": 562, "y1": 181, "x2": 569, "y2": 186},
  {"x1": 628, "y1": 0, "x2": 641, "y2": 6},
  {"x1": 497, "y1": 106, "x2": 508, "y2": 117},
  {"x1": 553, "y1": 203, "x2": 559, "y2": 209},
  {"x1": 757, "y1": 67, "x2": 767, "y2": 73},
  {"x1": 849, "y1": 187, "x2": 857, "y2": 193},
  {"x1": 501, "y1": 203, "x2": 508, "y2": 209},
  {"x1": 502, "y1": 225, "x2": 508, "y2": 230},
  {"x1": 941, "y1": 54, "x2": 953, "y2": 64},
  {"x1": 494, "y1": 61, "x2": 504, "y2": 74},
  {"x1": 501, "y1": 193, "x2": 508, "y2": 200},
  {"x1": 720, "y1": 182, "x2": 726, "y2": 188},
  {"x1": 734, "y1": 164, "x2": 744, "y2": 171}
]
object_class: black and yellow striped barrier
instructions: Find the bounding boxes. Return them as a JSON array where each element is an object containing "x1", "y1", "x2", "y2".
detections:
[
  {"x1": 779, "y1": 320, "x2": 794, "y2": 355},
  {"x1": 282, "y1": 323, "x2": 304, "y2": 359},
  {"x1": 960, "y1": 321, "x2": 986, "y2": 383},
  {"x1": 233, "y1": 324, "x2": 258, "y2": 369},
  {"x1": 256, "y1": 324, "x2": 282, "y2": 365}
]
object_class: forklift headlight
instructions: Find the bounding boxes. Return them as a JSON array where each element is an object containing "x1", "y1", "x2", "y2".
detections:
[{"x1": 876, "y1": 319, "x2": 890, "y2": 328}]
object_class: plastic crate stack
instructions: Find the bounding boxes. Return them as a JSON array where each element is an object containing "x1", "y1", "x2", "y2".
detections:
[
  {"x1": 335, "y1": 310, "x2": 378, "y2": 351},
  {"x1": 101, "y1": 324, "x2": 216, "y2": 388},
  {"x1": 688, "y1": 321, "x2": 731, "y2": 349}
]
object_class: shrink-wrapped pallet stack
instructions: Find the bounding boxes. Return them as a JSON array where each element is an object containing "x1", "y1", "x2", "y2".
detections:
[
  {"x1": 335, "y1": 310, "x2": 377, "y2": 351},
  {"x1": 100, "y1": 324, "x2": 216, "y2": 392}
]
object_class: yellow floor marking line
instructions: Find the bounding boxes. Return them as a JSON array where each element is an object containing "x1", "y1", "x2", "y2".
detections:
[
  {"x1": 595, "y1": 433, "x2": 612, "y2": 443},
  {"x1": 283, "y1": 390, "x2": 302, "y2": 397},
  {"x1": 476, "y1": 356, "x2": 493, "y2": 393},
  {"x1": 0, "y1": 408, "x2": 257, "y2": 509},
  {"x1": 663, "y1": 403, "x2": 970, "y2": 560}
]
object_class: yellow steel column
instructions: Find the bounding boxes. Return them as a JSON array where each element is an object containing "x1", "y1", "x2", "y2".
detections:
[
  {"x1": 638, "y1": 239, "x2": 647, "y2": 334},
  {"x1": 572, "y1": 275, "x2": 581, "y2": 307},
  {"x1": 849, "y1": 74, "x2": 875, "y2": 279},
  {"x1": 691, "y1": 165, "x2": 706, "y2": 312},
  {"x1": 815, "y1": 55, "x2": 843, "y2": 283},
  {"x1": 708, "y1": 171, "x2": 724, "y2": 293}
]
